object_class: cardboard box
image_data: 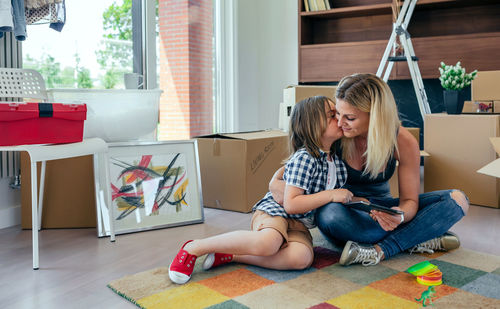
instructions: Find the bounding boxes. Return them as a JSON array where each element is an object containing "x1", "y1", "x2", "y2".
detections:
[
  {"x1": 278, "y1": 102, "x2": 293, "y2": 131},
  {"x1": 424, "y1": 114, "x2": 500, "y2": 208},
  {"x1": 462, "y1": 100, "x2": 500, "y2": 114},
  {"x1": 0, "y1": 102, "x2": 86, "y2": 146},
  {"x1": 407, "y1": 127, "x2": 420, "y2": 144},
  {"x1": 283, "y1": 85, "x2": 337, "y2": 106},
  {"x1": 389, "y1": 127, "x2": 428, "y2": 197},
  {"x1": 462, "y1": 101, "x2": 494, "y2": 113},
  {"x1": 478, "y1": 138, "x2": 500, "y2": 178},
  {"x1": 21, "y1": 153, "x2": 97, "y2": 229},
  {"x1": 472, "y1": 70, "x2": 500, "y2": 101},
  {"x1": 475, "y1": 101, "x2": 494, "y2": 113},
  {"x1": 197, "y1": 130, "x2": 289, "y2": 213},
  {"x1": 462, "y1": 101, "x2": 476, "y2": 113},
  {"x1": 495, "y1": 101, "x2": 500, "y2": 113},
  {"x1": 280, "y1": 85, "x2": 337, "y2": 132}
]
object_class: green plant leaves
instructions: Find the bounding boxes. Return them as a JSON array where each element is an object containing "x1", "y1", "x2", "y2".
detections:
[{"x1": 439, "y1": 61, "x2": 477, "y2": 90}]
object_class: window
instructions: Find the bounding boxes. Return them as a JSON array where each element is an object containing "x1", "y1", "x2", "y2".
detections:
[
  {"x1": 22, "y1": 0, "x2": 216, "y2": 140},
  {"x1": 22, "y1": 0, "x2": 133, "y2": 89}
]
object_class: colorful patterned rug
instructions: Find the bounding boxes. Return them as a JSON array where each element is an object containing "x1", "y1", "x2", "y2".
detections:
[{"x1": 108, "y1": 246, "x2": 500, "y2": 308}]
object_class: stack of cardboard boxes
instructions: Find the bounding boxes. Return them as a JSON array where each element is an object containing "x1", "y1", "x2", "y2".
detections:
[
  {"x1": 462, "y1": 71, "x2": 500, "y2": 113},
  {"x1": 425, "y1": 70, "x2": 500, "y2": 208}
]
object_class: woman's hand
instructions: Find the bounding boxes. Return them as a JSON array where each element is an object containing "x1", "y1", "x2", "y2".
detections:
[
  {"x1": 330, "y1": 189, "x2": 353, "y2": 204},
  {"x1": 370, "y1": 207, "x2": 404, "y2": 231},
  {"x1": 269, "y1": 166, "x2": 286, "y2": 205}
]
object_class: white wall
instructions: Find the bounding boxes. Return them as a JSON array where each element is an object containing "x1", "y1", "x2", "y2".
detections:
[
  {"x1": 235, "y1": 0, "x2": 298, "y2": 131},
  {"x1": 0, "y1": 178, "x2": 21, "y2": 229}
]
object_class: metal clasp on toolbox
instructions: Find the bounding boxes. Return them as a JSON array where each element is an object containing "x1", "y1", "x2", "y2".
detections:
[{"x1": 7, "y1": 102, "x2": 26, "y2": 110}]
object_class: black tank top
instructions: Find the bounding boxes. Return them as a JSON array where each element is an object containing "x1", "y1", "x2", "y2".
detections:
[
  {"x1": 342, "y1": 152, "x2": 396, "y2": 185},
  {"x1": 335, "y1": 144, "x2": 397, "y2": 198}
]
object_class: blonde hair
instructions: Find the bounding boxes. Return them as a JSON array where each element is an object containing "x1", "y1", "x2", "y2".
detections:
[
  {"x1": 336, "y1": 73, "x2": 400, "y2": 179},
  {"x1": 288, "y1": 96, "x2": 333, "y2": 158}
]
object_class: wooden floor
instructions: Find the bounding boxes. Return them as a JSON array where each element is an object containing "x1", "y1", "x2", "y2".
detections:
[{"x1": 0, "y1": 205, "x2": 498, "y2": 309}]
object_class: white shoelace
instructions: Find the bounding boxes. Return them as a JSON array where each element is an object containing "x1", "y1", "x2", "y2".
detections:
[
  {"x1": 409, "y1": 237, "x2": 443, "y2": 254},
  {"x1": 352, "y1": 247, "x2": 384, "y2": 266}
]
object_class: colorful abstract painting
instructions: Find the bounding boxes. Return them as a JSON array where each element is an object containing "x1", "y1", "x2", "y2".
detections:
[{"x1": 107, "y1": 141, "x2": 204, "y2": 235}]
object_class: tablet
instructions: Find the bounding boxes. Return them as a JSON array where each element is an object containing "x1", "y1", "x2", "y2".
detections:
[{"x1": 343, "y1": 201, "x2": 404, "y2": 215}]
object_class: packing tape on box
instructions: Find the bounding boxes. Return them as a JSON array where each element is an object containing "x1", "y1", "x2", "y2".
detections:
[{"x1": 213, "y1": 138, "x2": 220, "y2": 156}]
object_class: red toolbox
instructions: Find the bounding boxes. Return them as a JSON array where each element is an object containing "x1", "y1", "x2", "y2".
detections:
[{"x1": 0, "y1": 102, "x2": 87, "y2": 146}]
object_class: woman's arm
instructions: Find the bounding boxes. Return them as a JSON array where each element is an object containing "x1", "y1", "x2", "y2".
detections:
[
  {"x1": 269, "y1": 166, "x2": 286, "y2": 205},
  {"x1": 372, "y1": 127, "x2": 420, "y2": 230},
  {"x1": 284, "y1": 185, "x2": 353, "y2": 215},
  {"x1": 395, "y1": 126, "x2": 420, "y2": 220}
]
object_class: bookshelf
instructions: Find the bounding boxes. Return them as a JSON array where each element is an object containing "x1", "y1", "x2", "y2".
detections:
[{"x1": 299, "y1": 0, "x2": 500, "y2": 83}]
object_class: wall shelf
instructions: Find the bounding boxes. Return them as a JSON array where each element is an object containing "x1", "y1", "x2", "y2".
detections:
[
  {"x1": 300, "y1": 4, "x2": 392, "y2": 19},
  {"x1": 298, "y1": 0, "x2": 500, "y2": 82}
]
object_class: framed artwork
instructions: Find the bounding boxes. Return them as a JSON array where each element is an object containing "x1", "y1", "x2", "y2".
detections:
[{"x1": 100, "y1": 140, "x2": 204, "y2": 235}]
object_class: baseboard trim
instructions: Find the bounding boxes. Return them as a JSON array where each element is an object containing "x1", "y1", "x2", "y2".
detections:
[{"x1": 0, "y1": 205, "x2": 21, "y2": 229}]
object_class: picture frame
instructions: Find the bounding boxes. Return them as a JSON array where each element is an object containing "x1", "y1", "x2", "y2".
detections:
[{"x1": 98, "y1": 140, "x2": 204, "y2": 236}]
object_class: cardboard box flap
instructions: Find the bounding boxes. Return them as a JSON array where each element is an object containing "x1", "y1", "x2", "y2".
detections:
[
  {"x1": 477, "y1": 137, "x2": 500, "y2": 178},
  {"x1": 489, "y1": 137, "x2": 500, "y2": 155},
  {"x1": 198, "y1": 130, "x2": 287, "y2": 141},
  {"x1": 477, "y1": 158, "x2": 500, "y2": 178},
  {"x1": 223, "y1": 130, "x2": 287, "y2": 140},
  {"x1": 196, "y1": 133, "x2": 241, "y2": 140}
]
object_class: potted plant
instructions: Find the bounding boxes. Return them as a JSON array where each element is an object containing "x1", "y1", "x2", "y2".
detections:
[{"x1": 439, "y1": 61, "x2": 477, "y2": 114}]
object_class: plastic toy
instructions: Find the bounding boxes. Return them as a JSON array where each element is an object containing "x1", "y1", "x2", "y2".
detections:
[
  {"x1": 407, "y1": 261, "x2": 437, "y2": 276},
  {"x1": 417, "y1": 269, "x2": 443, "y2": 286},
  {"x1": 415, "y1": 286, "x2": 437, "y2": 307}
]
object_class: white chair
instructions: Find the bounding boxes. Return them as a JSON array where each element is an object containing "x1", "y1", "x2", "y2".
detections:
[{"x1": 0, "y1": 68, "x2": 115, "y2": 270}]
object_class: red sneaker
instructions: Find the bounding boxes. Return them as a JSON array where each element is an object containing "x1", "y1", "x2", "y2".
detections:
[
  {"x1": 202, "y1": 253, "x2": 234, "y2": 270},
  {"x1": 168, "y1": 240, "x2": 197, "y2": 284}
]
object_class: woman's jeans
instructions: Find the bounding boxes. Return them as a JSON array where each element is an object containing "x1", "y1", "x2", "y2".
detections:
[{"x1": 315, "y1": 190, "x2": 466, "y2": 258}]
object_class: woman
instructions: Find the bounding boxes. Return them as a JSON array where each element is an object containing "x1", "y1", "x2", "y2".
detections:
[{"x1": 270, "y1": 73, "x2": 468, "y2": 266}]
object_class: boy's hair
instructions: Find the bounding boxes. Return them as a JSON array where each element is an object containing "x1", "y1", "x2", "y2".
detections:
[
  {"x1": 335, "y1": 73, "x2": 400, "y2": 179},
  {"x1": 289, "y1": 96, "x2": 332, "y2": 158}
]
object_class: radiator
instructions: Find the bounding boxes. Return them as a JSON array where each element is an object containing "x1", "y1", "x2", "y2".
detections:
[
  {"x1": 1, "y1": 32, "x2": 22, "y2": 179},
  {"x1": 0, "y1": 151, "x2": 19, "y2": 178}
]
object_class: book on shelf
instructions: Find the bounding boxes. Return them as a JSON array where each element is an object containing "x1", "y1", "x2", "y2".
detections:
[
  {"x1": 308, "y1": 0, "x2": 317, "y2": 11},
  {"x1": 303, "y1": 0, "x2": 309, "y2": 12},
  {"x1": 316, "y1": 0, "x2": 326, "y2": 11},
  {"x1": 324, "y1": 0, "x2": 330, "y2": 10}
]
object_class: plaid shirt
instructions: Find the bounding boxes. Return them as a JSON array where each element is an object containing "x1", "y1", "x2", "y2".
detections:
[{"x1": 253, "y1": 147, "x2": 347, "y2": 228}]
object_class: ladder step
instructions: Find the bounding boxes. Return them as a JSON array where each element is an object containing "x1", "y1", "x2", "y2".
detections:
[{"x1": 388, "y1": 56, "x2": 419, "y2": 62}]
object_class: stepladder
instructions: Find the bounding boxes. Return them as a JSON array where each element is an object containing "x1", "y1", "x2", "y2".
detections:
[{"x1": 376, "y1": 0, "x2": 431, "y2": 120}]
